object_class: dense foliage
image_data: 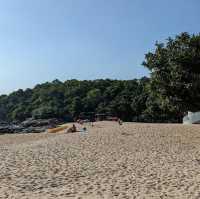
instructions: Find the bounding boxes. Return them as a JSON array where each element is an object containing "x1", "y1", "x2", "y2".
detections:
[
  {"x1": 143, "y1": 32, "x2": 200, "y2": 121},
  {"x1": 0, "y1": 32, "x2": 199, "y2": 123},
  {"x1": 0, "y1": 78, "x2": 150, "y2": 122}
]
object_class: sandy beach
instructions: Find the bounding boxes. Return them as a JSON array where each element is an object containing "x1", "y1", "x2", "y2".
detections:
[{"x1": 1, "y1": 121, "x2": 200, "y2": 198}]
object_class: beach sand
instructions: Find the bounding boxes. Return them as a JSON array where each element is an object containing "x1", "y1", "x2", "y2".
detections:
[{"x1": 1, "y1": 121, "x2": 200, "y2": 198}]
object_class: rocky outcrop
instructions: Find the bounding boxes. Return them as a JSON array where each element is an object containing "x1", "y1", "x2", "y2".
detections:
[
  {"x1": 22, "y1": 118, "x2": 60, "y2": 127},
  {"x1": 0, "y1": 118, "x2": 63, "y2": 134}
]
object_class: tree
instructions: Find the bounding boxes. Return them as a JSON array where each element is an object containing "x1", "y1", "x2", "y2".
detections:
[
  {"x1": 143, "y1": 32, "x2": 200, "y2": 118},
  {"x1": 84, "y1": 89, "x2": 102, "y2": 112},
  {"x1": 67, "y1": 97, "x2": 83, "y2": 118}
]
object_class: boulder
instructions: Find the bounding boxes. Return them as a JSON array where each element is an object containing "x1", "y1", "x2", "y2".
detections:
[
  {"x1": 21, "y1": 118, "x2": 60, "y2": 128},
  {"x1": 0, "y1": 118, "x2": 64, "y2": 134},
  {"x1": 21, "y1": 126, "x2": 49, "y2": 133},
  {"x1": 0, "y1": 124, "x2": 23, "y2": 134}
]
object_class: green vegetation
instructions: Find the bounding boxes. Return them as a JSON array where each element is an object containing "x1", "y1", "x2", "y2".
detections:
[
  {"x1": 143, "y1": 32, "x2": 200, "y2": 122},
  {"x1": 0, "y1": 32, "x2": 199, "y2": 123}
]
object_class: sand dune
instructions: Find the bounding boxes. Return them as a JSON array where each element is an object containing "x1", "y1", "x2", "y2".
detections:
[{"x1": 1, "y1": 122, "x2": 200, "y2": 198}]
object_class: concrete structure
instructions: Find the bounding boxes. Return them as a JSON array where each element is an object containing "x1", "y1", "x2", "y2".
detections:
[{"x1": 183, "y1": 111, "x2": 200, "y2": 124}]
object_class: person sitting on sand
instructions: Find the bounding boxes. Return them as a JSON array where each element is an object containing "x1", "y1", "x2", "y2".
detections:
[
  {"x1": 72, "y1": 124, "x2": 77, "y2": 132},
  {"x1": 67, "y1": 124, "x2": 77, "y2": 133},
  {"x1": 118, "y1": 118, "x2": 123, "y2": 125}
]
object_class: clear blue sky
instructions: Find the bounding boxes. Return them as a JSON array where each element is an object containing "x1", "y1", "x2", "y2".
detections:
[{"x1": 0, "y1": 0, "x2": 199, "y2": 94}]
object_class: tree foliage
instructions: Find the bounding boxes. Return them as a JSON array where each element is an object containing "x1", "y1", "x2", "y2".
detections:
[
  {"x1": 0, "y1": 79, "x2": 151, "y2": 122},
  {"x1": 143, "y1": 32, "x2": 200, "y2": 119}
]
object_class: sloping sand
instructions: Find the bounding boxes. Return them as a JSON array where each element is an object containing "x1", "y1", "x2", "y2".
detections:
[{"x1": 1, "y1": 122, "x2": 200, "y2": 198}]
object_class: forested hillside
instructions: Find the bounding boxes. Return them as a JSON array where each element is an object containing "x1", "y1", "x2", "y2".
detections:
[{"x1": 0, "y1": 32, "x2": 199, "y2": 123}]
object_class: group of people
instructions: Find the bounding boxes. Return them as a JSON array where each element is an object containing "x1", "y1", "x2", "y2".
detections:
[
  {"x1": 76, "y1": 119, "x2": 94, "y2": 127},
  {"x1": 67, "y1": 117, "x2": 123, "y2": 134},
  {"x1": 76, "y1": 117, "x2": 123, "y2": 126}
]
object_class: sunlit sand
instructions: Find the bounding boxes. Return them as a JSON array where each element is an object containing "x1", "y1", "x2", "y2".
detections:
[{"x1": 1, "y1": 121, "x2": 200, "y2": 198}]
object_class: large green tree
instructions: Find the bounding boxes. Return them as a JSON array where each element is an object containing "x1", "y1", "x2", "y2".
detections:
[{"x1": 143, "y1": 32, "x2": 200, "y2": 118}]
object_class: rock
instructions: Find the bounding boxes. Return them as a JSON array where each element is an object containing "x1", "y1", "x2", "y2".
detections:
[
  {"x1": 0, "y1": 124, "x2": 23, "y2": 134},
  {"x1": 20, "y1": 118, "x2": 64, "y2": 133},
  {"x1": 0, "y1": 121, "x2": 8, "y2": 126},
  {"x1": 0, "y1": 126, "x2": 13, "y2": 134},
  {"x1": 21, "y1": 126, "x2": 48, "y2": 133},
  {"x1": 0, "y1": 118, "x2": 64, "y2": 134},
  {"x1": 21, "y1": 118, "x2": 60, "y2": 128}
]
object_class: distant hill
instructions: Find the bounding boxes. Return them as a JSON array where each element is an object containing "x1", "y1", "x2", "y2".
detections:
[{"x1": 0, "y1": 77, "x2": 179, "y2": 123}]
